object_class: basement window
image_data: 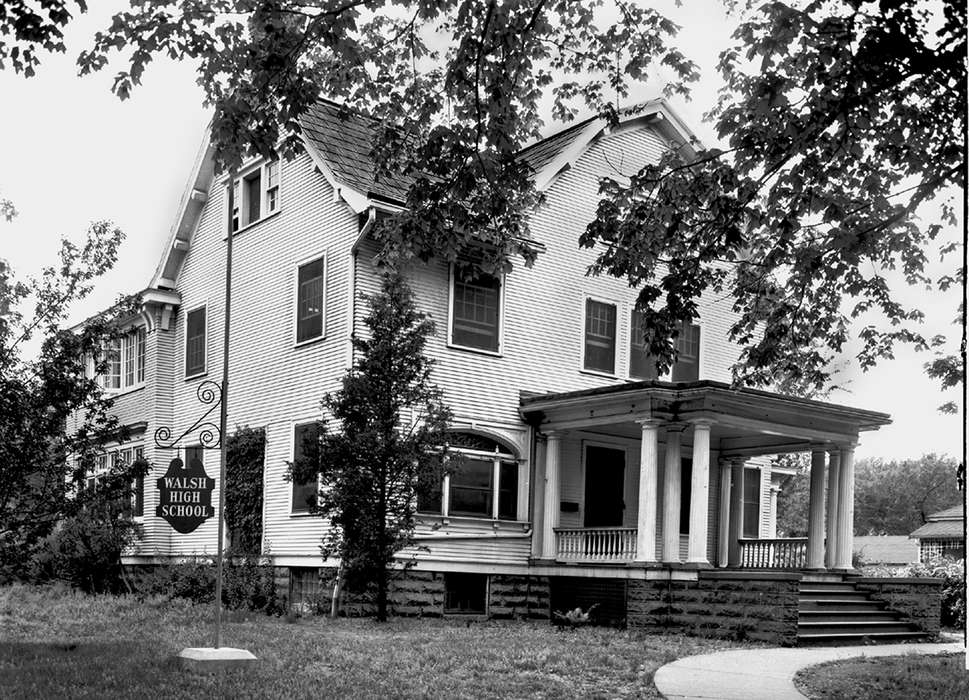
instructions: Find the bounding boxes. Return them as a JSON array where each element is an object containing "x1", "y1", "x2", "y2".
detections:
[{"x1": 444, "y1": 573, "x2": 487, "y2": 614}]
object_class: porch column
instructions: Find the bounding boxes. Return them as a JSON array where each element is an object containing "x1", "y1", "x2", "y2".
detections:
[
  {"x1": 662, "y1": 424, "x2": 685, "y2": 563},
  {"x1": 530, "y1": 434, "x2": 547, "y2": 559},
  {"x1": 636, "y1": 419, "x2": 661, "y2": 562},
  {"x1": 687, "y1": 420, "x2": 712, "y2": 565},
  {"x1": 717, "y1": 458, "x2": 732, "y2": 567},
  {"x1": 806, "y1": 449, "x2": 827, "y2": 569},
  {"x1": 727, "y1": 458, "x2": 745, "y2": 566},
  {"x1": 824, "y1": 450, "x2": 841, "y2": 569},
  {"x1": 540, "y1": 431, "x2": 562, "y2": 560},
  {"x1": 835, "y1": 444, "x2": 856, "y2": 570}
]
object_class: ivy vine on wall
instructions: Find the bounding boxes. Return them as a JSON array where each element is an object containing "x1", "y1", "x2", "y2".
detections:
[{"x1": 225, "y1": 426, "x2": 266, "y2": 556}]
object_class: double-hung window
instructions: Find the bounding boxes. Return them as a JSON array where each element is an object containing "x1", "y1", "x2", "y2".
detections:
[
  {"x1": 291, "y1": 423, "x2": 320, "y2": 514},
  {"x1": 450, "y1": 268, "x2": 501, "y2": 353},
  {"x1": 122, "y1": 328, "x2": 146, "y2": 388},
  {"x1": 629, "y1": 313, "x2": 701, "y2": 382},
  {"x1": 584, "y1": 299, "x2": 617, "y2": 374},
  {"x1": 672, "y1": 323, "x2": 701, "y2": 381},
  {"x1": 296, "y1": 256, "x2": 325, "y2": 343},
  {"x1": 104, "y1": 338, "x2": 122, "y2": 390},
  {"x1": 185, "y1": 306, "x2": 206, "y2": 378},
  {"x1": 231, "y1": 160, "x2": 281, "y2": 232}
]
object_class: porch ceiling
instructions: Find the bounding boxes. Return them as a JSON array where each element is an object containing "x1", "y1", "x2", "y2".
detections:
[{"x1": 519, "y1": 380, "x2": 891, "y2": 455}]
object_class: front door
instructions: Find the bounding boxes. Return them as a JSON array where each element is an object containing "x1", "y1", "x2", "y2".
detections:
[{"x1": 583, "y1": 445, "x2": 625, "y2": 527}]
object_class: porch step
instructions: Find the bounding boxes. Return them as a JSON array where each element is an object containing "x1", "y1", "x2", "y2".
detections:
[
  {"x1": 799, "y1": 610, "x2": 900, "y2": 622},
  {"x1": 796, "y1": 578, "x2": 927, "y2": 645}
]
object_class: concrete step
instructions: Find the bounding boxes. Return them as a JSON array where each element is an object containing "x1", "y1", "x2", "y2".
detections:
[
  {"x1": 799, "y1": 590, "x2": 871, "y2": 601},
  {"x1": 798, "y1": 620, "x2": 921, "y2": 636},
  {"x1": 799, "y1": 599, "x2": 888, "y2": 611},
  {"x1": 798, "y1": 610, "x2": 902, "y2": 623},
  {"x1": 797, "y1": 630, "x2": 932, "y2": 645}
]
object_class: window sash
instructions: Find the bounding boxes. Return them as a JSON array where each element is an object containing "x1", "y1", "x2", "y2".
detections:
[
  {"x1": 449, "y1": 458, "x2": 493, "y2": 516},
  {"x1": 136, "y1": 328, "x2": 146, "y2": 383},
  {"x1": 185, "y1": 307, "x2": 206, "y2": 376},
  {"x1": 584, "y1": 299, "x2": 616, "y2": 373},
  {"x1": 742, "y1": 469, "x2": 761, "y2": 538},
  {"x1": 296, "y1": 258, "x2": 325, "y2": 343},
  {"x1": 245, "y1": 170, "x2": 262, "y2": 225},
  {"x1": 105, "y1": 338, "x2": 122, "y2": 389},
  {"x1": 451, "y1": 272, "x2": 500, "y2": 351},
  {"x1": 629, "y1": 310, "x2": 659, "y2": 380},
  {"x1": 292, "y1": 423, "x2": 319, "y2": 513},
  {"x1": 672, "y1": 323, "x2": 700, "y2": 382}
]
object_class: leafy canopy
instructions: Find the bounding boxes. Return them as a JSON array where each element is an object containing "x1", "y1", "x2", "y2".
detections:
[
  {"x1": 292, "y1": 272, "x2": 451, "y2": 621},
  {"x1": 0, "y1": 207, "x2": 145, "y2": 578},
  {"x1": 6, "y1": 0, "x2": 964, "y2": 392}
]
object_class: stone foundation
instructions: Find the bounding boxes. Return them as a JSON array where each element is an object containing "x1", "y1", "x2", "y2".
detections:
[
  {"x1": 285, "y1": 568, "x2": 550, "y2": 619},
  {"x1": 489, "y1": 574, "x2": 550, "y2": 620},
  {"x1": 627, "y1": 571, "x2": 800, "y2": 646},
  {"x1": 854, "y1": 577, "x2": 942, "y2": 634}
]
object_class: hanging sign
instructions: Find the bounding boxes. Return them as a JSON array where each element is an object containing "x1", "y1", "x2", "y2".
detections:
[{"x1": 156, "y1": 456, "x2": 216, "y2": 534}]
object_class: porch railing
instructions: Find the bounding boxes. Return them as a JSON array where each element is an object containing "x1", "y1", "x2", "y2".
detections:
[
  {"x1": 739, "y1": 537, "x2": 808, "y2": 569},
  {"x1": 555, "y1": 527, "x2": 637, "y2": 561}
]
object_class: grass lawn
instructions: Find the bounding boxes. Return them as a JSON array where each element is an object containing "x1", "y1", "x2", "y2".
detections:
[
  {"x1": 794, "y1": 652, "x2": 969, "y2": 700},
  {"x1": 0, "y1": 584, "x2": 746, "y2": 699}
]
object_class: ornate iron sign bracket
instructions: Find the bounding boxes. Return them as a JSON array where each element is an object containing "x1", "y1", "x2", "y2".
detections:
[{"x1": 154, "y1": 379, "x2": 224, "y2": 451}]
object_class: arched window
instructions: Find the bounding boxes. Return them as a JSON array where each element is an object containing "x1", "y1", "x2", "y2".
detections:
[{"x1": 419, "y1": 431, "x2": 520, "y2": 521}]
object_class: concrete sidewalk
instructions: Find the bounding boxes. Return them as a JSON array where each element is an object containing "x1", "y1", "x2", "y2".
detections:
[{"x1": 653, "y1": 641, "x2": 965, "y2": 700}]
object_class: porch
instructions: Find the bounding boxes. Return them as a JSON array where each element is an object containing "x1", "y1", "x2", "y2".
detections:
[
  {"x1": 520, "y1": 380, "x2": 891, "y2": 572},
  {"x1": 553, "y1": 527, "x2": 811, "y2": 570}
]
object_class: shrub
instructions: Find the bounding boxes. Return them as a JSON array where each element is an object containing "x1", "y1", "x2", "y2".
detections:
[
  {"x1": 908, "y1": 557, "x2": 966, "y2": 629},
  {"x1": 863, "y1": 556, "x2": 966, "y2": 629},
  {"x1": 137, "y1": 556, "x2": 284, "y2": 614},
  {"x1": 30, "y1": 508, "x2": 141, "y2": 594}
]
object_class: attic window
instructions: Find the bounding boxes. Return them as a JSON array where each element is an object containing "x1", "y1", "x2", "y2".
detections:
[{"x1": 231, "y1": 160, "x2": 281, "y2": 232}]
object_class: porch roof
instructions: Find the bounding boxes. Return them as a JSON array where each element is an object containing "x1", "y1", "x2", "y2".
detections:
[{"x1": 519, "y1": 380, "x2": 891, "y2": 455}]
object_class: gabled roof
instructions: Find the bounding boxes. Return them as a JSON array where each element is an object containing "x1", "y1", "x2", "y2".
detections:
[
  {"x1": 299, "y1": 97, "x2": 700, "y2": 206},
  {"x1": 910, "y1": 519, "x2": 964, "y2": 540},
  {"x1": 150, "y1": 96, "x2": 700, "y2": 290},
  {"x1": 925, "y1": 505, "x2": 964, "y2": 521}
]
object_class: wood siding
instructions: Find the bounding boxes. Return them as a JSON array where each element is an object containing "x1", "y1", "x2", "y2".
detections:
[{"x1": 115, "y1": 117, "x2": 764, "y2": 566}]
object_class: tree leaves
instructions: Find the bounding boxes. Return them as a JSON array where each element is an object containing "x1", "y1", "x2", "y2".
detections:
[
  {"x1": 299, "y1": 271, "x2": 452, "y2": 620},
  {"x1": 588, "y1": 0, "x2": 966, "y2": 392}
]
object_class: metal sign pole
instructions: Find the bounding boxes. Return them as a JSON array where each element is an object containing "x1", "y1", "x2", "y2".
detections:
[{"x1": 214, "y1": 169, "x2": 235, "y2": 649}]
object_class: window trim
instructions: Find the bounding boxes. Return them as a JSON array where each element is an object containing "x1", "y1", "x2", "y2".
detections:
[
  {"x1": 580, "y1": 295, "x2": 619, "y2": 378},
  {"x1": 225, "y1": 158, "x2": 283, "y2": 235},
  {"x1": 419, "y1": 434, "x2": 521, "y2": 522},
  {"x1": 290, "y1": 418, "x2": 322, "y2": 517},
  {"x1": 183, "y1": 303, "x2": 208, "y2": 380},
  {"x1": 292, "y1": 251, "x2": 328, "y2": 347},
  {"x1": 627, "y1": 312, "x2": 703, "y2": 383},
  {"x1": 446, "y1": 263, "x2": 505, "y2": 357}
]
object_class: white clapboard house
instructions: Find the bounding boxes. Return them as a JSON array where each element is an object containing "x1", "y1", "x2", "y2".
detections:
[{"x1": 76, "y1": 98, "x2": 940, "y2": 645}]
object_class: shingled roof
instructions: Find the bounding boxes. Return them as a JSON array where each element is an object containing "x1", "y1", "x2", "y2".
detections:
[
  {"x1": 298, "y1": 98, "x2": 669, "y2": 205},
  {"x1": 909, "y1": 504, "x2": 964, "y2": 540}
]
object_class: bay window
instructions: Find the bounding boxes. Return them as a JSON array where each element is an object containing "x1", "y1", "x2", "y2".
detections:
[{"x1": 420, "y1": 433, "x2": 519, "y2": 521}]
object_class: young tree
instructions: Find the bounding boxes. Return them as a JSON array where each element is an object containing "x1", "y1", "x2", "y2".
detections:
[
  {"x1": 293, "y1": 272, "x2": 451, "y2": 621},
  {"x1": 0, "y1": 207, "x2": 143, "y2": 579}
]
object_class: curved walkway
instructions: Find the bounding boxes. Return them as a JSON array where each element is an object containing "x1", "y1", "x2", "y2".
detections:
[{"x1": 653, "y1": 640, "x2": 964, "y2": 700}]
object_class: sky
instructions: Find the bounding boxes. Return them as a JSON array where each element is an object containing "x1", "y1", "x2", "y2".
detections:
[{"x1": 0, "y1": 2, "x2": 963, "y2": 462}]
